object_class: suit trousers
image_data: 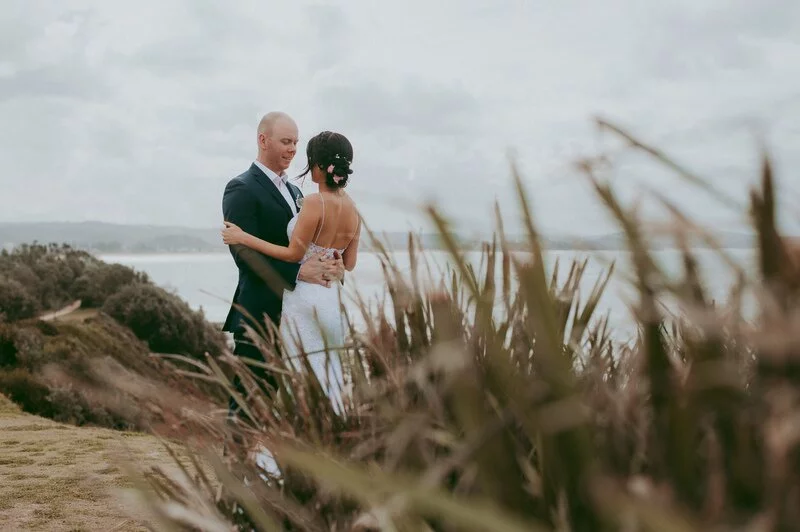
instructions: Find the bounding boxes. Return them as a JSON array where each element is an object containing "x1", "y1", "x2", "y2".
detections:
[{"x1": 227, "y1": 329, "x2": 281, "y2": 424}]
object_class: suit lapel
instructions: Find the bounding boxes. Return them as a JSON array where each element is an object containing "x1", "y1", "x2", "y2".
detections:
[
  {"x1": 248, "y1": 163, "x2": 293, "y2": 218},
  {"x1": 286, "y1": 183, "x2": 303, "y2": 212}
]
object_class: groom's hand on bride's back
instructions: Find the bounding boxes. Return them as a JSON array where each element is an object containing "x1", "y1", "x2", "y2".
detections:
[
  {"x1": 298, "y1": 252, "x2": 345, "y2": 287},
  {"x1": 331, "y1": 251, "x2": 345, "y2": 283}
]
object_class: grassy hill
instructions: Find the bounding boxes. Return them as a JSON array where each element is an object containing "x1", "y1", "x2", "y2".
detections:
[
  {"x1": 0, "y1": 243, "x2": 227, "y2": 429},
  {"x1": 0, "y1": 244, "x2": 226, "y2": 530}
]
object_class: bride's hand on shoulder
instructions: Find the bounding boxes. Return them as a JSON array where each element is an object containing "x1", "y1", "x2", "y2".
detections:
[{"x1": 221, "y1": 221, "x2": 247, "y2": 245}]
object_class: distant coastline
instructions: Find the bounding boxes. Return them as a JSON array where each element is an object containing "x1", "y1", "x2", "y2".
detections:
[{"x1": 0, "y1": 221, "x2": 762, "y2": 254}]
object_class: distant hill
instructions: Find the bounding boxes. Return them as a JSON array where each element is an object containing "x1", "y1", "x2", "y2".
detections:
[
  {"x1": 369, "y1": 229, "x2": 759, "y2": 251},
  {"x1": 0, "y1": 222, "x2": 222, "y2": 253},
  {"x1": 572, "y1": 230, "x2": 757, "y2": 250},
  {"x1": 0, "y1": 222, "x2": 760, "y2": 254}
]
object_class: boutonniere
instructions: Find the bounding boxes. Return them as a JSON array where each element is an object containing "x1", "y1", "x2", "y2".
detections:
[{"x1": 296, "y1": 197, "x2": 304, "y2": 210}]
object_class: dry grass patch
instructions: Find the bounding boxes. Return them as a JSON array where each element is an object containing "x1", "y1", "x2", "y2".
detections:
[
  {"x1": 0, "y1": 393, "x2": 208, "y2": 531},
  {"x1": 0, "y1": 392, "x2": 21, "y2": 416}
]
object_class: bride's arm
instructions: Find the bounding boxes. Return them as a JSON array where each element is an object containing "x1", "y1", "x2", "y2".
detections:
[
  {"x1": 342, "y1": 216, "x2": 361, "y2": 271},
  {"x1": 222, "y1": 194, "x2": 322, "y2": 263}
]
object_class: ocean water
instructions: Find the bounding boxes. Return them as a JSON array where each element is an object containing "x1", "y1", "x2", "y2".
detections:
[{"x1": 100, "y1": 248, "x2": 756, "y2": 342}]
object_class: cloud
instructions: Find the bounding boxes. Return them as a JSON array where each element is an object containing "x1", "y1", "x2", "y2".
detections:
[
  {"x1": 304, "y1": 4, "x2": 351, "y2": 72},
  {"x1": 0, "y1": 0, "x2": 798, "y2": 236},
  {"x1": 0, "y1": 9, "x2": 110, "y2": 103},
  {"x1": 314, "y1": 77, "x2": 480, "y2": 137}
]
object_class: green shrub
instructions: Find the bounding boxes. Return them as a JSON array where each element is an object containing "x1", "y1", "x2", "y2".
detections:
[
  {"x1": 102, "y1": 283, "x2": 225, "y2": 359},
  {"x1": 0, "y1": 243, "x2": 149, "y2": 314},
  {"x1": 72, "y1": 263, "x2": 149, "y2": 308},
  {"x1": 0, "y1": 323, "x2": 47, "y2": 369},
  {"x1": 0, "y1": 276, "x2": 40, "y2": 322},
  {"x1": 0, "y1": 368, "x2": 56, "y2": 419},
  {"x1": 0, "y1": 324, "x2": 17, "y2": 367}
]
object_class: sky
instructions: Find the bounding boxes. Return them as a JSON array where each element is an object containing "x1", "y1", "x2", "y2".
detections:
[{"x1": 1, "y1": 0, "x2": 799, "y2": 239}]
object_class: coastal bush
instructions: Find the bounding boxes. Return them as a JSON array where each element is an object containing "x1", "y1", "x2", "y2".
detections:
[
  {"x1": 72, "y1": 262, "x2": 150, "y2": 307},
  {"x1": 0, "y1": 276, "x2": 40, "y2": 322},
  {"x1": 0, "y1": 241, "x2": 224, "y2": 372},
  {"x1": 102, "y1": 283, "x2": 225, "y2": 359},
  {"x1": 0, "y1": 243, "x2": 148, "y2": 312},
  {"x1": 0, "y1": 367, "x2": 56, "y2": 419}
]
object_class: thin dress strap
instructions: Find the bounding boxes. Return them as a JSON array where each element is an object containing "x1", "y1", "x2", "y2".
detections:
[
  {"x1": 344, "y1": 212, "x2": 360, "y2": 250},
  {"x1": 311, "y1": 194, "x2": 325, "y2": 244}
]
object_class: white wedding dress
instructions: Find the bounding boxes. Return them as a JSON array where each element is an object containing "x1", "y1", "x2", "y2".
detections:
[{"x1": 279, "y1": 201, "x2": 348, "y2": 411}]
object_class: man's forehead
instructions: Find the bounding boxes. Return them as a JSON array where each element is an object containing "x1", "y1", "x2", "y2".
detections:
[
  {"x1": 273, "y1": 116, "x2": 296, "y2": 129},
  {"x1": 273, "y1": 121, "x2": 298, "y2": 139}
]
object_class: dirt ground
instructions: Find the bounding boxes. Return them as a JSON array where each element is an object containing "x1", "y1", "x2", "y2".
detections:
[{"x1": 0, "y1": 393, "x2": 202, "y2": 531}]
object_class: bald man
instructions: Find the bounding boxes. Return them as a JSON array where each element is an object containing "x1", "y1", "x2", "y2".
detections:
[{"x1": 222, "y1": 112, "x2": 344, "y2": 403}]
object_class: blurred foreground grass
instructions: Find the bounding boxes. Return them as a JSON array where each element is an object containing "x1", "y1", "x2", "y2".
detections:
[{"x1": 103, "y1": 123, "x2": 800, "y2": 531}]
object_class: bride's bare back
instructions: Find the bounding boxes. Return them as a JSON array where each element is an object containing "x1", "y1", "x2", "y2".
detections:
[
  {"x1": 310, "y1": 191, "x2": 359, "y2": 250},
  {"x1": 289, "y1": 190, "x2": 360, "y2": 272}
]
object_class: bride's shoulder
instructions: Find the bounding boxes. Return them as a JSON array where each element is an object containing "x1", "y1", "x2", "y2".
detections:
[
  {"x1": 339, "y1": 190, "x2": 355, "y2": 204},
  {"x1": 344, "y1": 192, "x2": 359, "y2": 210},
  {"x1": 299, "y1": 193, "x2": 323, "y2": 211}
]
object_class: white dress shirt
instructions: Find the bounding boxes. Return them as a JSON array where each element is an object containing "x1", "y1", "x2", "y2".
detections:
[
  {"x1": 253, "y1": 160, "x2": 303, "y2": 282},
  {"x1": 254, "y1": 160, "x2": 297, "y2": 216}
]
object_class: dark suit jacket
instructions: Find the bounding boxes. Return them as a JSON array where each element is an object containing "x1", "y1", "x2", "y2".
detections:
[{"x1": 222, "y1": 163, "x2": 303, "y2": 335}]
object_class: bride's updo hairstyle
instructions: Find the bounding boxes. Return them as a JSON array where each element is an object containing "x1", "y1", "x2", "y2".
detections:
[{"x1": 297, "y1": 131, "x2": 354, "y2": 189}]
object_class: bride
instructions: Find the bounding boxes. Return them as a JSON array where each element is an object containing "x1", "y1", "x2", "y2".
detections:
[{"x1": 221, "y1": 131, "x2": 361, "y2": 409}]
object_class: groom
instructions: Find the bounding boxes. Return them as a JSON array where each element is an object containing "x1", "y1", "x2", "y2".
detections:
[{"x1": 222, "y1": 111, "x2": 344, "y2": 401}]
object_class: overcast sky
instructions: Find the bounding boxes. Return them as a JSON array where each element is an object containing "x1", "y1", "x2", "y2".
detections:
[{"x1": 1, "y1": 0, "x2": 799, "y2": 238}]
